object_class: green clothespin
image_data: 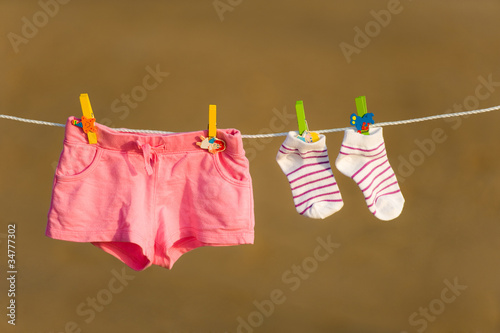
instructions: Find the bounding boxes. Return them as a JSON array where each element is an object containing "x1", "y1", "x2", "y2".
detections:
[
  {"x1": 295, "y1": 100, "x2": 320, "y2": 143},
  {"x1": 296, "y1": 100, "x2": 308, "y2": 135},
  {"x1": 353, "y1": 96, "x2": 374, "y2": 135},
  {"x1": 355, "y1": 96, "x2": 367, "y2": 117}
]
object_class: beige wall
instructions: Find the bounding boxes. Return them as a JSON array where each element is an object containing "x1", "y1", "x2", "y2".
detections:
[{"x1": 1, "y1": 1, "x2": 500, "y2": 332}]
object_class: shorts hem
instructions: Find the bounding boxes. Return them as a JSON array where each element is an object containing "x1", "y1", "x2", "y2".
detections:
[
  {"x1": 168, "y1": 228, "x2": 254, "y2": 245},
  {"x1": 166, "y1": 230, "x2": 254, "y2": 269},
  {"x1": 45, "y1": 227, "x2": 150, "y2": 247}
]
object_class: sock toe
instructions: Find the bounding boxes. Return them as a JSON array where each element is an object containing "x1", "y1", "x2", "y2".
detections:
[
  {"x1": 307, "y1": 200, "x2": 344, "y2": 219},
  {"x1": 373, "y1": 193, "x2": 405, "y2": 221}
]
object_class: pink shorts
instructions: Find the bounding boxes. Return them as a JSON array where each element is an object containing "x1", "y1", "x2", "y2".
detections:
[{"x1": 47, "y1": 117, "x2": 254, "y2": 270}]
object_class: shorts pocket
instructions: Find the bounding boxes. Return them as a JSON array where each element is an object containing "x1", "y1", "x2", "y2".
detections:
[
  {"x1": 55, "y1": 142, "x2": 103, "y2": 181},
  {"x1": 212, "y1": 151, "x2": 251, "y2": 186}
]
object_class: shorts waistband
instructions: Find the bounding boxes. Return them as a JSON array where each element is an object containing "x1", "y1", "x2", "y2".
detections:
[{"x1": 64, "y1": 116, "x2": 245, "y2": 155}]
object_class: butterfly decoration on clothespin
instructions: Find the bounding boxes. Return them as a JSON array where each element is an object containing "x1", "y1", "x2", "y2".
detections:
[
  {"x1": 295, "y1": 100, "x2": 319, "y2": 143},
  {"x1": 72, "y1": 93, "x2": 98, "y2": 144},
  {"x1": 350, "y1": 96, "x2": 374, "y2": 135},
  {"x1": 196, "y1": 104, "x2": 226, "y2": 154}
]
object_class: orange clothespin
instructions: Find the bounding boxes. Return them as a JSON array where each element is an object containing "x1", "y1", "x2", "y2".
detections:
[{"x1": 72, "y1": 93, "x2": 98, "y2": 144}]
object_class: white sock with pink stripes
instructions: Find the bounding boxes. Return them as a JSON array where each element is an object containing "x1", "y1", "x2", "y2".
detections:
[
  {"x1": 335, "y1": 127, "x2": 404, "y2": 221},
  {"x1": 276, "y1": 131, "x2": 343, "y2": 219}
]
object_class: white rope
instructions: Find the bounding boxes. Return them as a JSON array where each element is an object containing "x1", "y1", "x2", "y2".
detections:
[
  {"x1": 1, "y1": 104, "x2": 499, "y2": 138},
  {"x1": 244, "y1": 104, "x2": 500, "y2": 137},
  {"x1": 113, "y1": 128, "x2": 176, "y2": 134},
  {"x1": 0, "y1": 114, "x2": 66, "y2": 128}
]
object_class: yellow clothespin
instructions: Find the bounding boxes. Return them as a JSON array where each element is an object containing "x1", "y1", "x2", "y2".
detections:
[
  {"x1": 196, "y1": 104, "x2": 226, "y2": 153},
  {"x1": 76, "y1": 94, "x2": 98, "y2": 144},
  {"x1": 208, "y1": 104, "x2": 217, "y2": 138}
]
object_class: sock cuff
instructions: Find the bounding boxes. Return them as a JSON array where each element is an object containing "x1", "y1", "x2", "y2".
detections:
[
  {"x1": 280, "y1": 131, "x2": 327, "y2": 153},
  {"x1": 341, "y1": 127, "x2": 384, "y2": 149}
]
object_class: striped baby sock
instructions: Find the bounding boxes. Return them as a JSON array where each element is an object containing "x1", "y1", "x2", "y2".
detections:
[
  {"x1": 335, "y1": 127, "x2": 404, "y2": 221},
  {"x1": 276, "y1": 131, "x2": 343, "y2": 219}
]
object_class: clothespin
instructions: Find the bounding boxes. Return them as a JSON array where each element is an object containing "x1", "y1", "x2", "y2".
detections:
[
  {"x1": 196, "y1": 104, "x2": 226, "y2": 153},
  {"x1": 208, "y1": 104, "x2": 217, "y2": 138},
  {"x1": 355, "y1": 95, "x2": 367, "y2": 117},
  {"x1": 296, "y1": 100, "x2": 308, "y2": 136},
  {"x1": 72, "y1": 93, "x2": 98, "y2": 144},
  {"x1": 295, "y1": 100, "x2": 319, "y2": 143},
  {"x1": 350, "y1": 96, "x2": 374, "y2": 135}
]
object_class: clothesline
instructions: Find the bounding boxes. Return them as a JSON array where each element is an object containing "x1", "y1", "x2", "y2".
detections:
[{"x1": 0, "y1": 104, "x2": 499, "y2": 138}]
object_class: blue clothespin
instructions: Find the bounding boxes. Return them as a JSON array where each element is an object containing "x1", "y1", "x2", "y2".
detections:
[{"x1": 350, "y1": 96, "x2": 374, "y2": 135}]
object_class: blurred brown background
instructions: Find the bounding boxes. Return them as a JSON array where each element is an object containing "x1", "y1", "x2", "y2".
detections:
[{"x1": 1, "y1": 1, "x2": 500, "y2": 332}]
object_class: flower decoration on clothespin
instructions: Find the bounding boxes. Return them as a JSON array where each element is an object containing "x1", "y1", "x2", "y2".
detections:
[
  {"x1": 72, "y1": 116, "x2": 97, "y2": 134},
  {"x1": 196, "y1": 104, "x2": 226, "y2": 153},
  {"x1": 72, "y1": 93, "x2": 98, "y2": 144},
  {"x1": 350, "y1": 96, "x2": 374, "y2": 135},
  {"x1": 295, "y1": 100, "x2": 319, "y2": 143}
]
